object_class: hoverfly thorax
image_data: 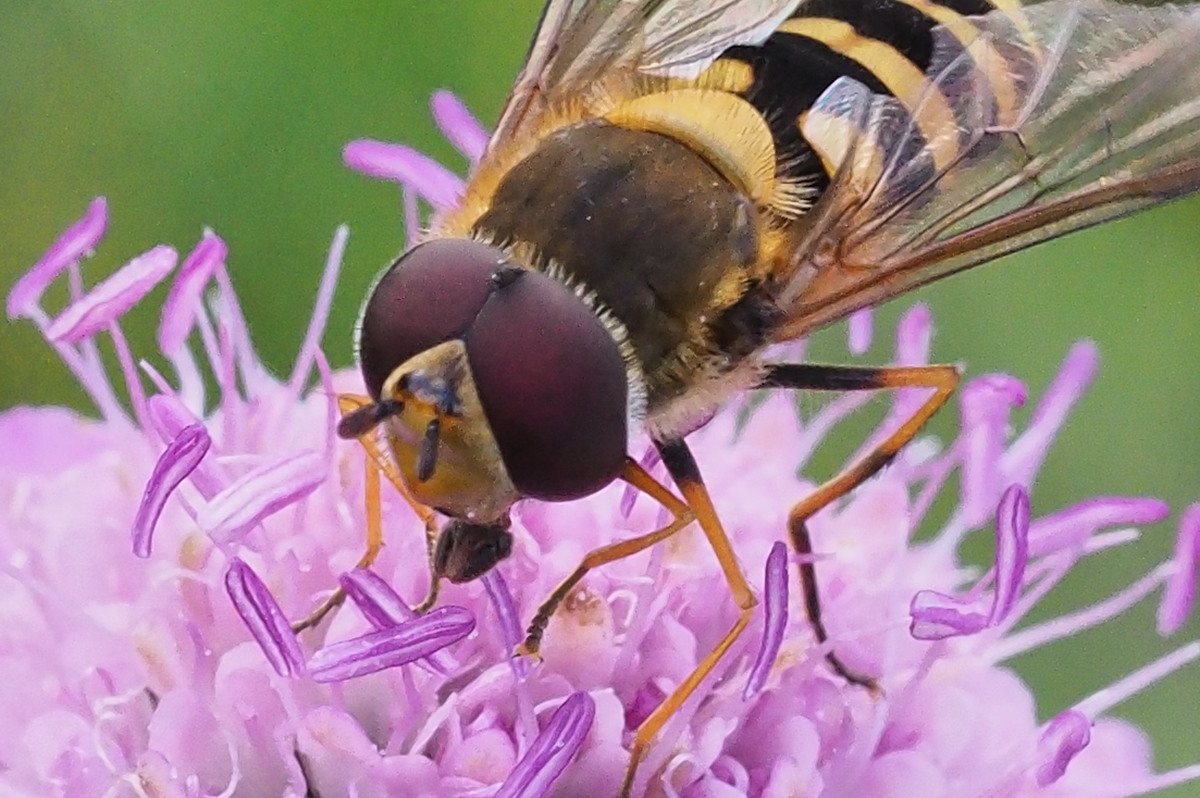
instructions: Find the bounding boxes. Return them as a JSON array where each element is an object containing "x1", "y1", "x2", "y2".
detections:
[{"x1": 342, "y1": 237, "x2": 637, "y2": 535}]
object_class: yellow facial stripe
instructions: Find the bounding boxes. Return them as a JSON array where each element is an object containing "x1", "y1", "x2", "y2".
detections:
[{"x1": 780, "y1": 17, "x2": 959, "y2": 169}]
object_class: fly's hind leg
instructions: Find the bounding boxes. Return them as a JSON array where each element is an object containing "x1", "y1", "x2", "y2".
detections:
[
  {"x1": 761, "y1": 363, "x2": 960, "y2": 690},
  {"x1": 291, "y1": 393, "x2": 438, "y2": 633}
]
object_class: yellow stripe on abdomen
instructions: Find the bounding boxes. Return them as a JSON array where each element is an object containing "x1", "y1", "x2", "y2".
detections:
[{"x1": 778, "y1": 17, "x2": 960, "y2": 169}]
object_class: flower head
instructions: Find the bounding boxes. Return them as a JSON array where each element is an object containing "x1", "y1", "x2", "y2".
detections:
[{"x1": 4, "y1": 96, "x2": 1200, "y2": 798}]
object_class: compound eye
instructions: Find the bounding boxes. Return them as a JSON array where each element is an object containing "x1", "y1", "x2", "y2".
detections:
[
  {"x1": 357, "y1": 240, "x2": 509, "y2": 399},
  {"x1": 467, "y1": 269, "x2": 629, "y2": 501}
]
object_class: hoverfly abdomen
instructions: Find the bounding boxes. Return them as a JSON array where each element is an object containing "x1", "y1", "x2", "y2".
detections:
[{"x1": 717, "y1": 0, "x2": 1029, "y2": 190}]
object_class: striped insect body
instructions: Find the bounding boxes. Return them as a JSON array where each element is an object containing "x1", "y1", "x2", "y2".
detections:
[{"x1": 320, "y1": 2, "x2": 1200, "y2": 795}]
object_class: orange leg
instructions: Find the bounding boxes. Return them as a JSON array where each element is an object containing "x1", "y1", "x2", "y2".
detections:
[
  {"x1": 762, "y1": 363, "x2": 960, "y2": 689},
  {"x1": 619, "y1": 439, "x2": 759, "y2": 798},
  {"x1": 516, "y1": 458, "x2": 695, "y2": 659},
  {"x1": 291, "y1": 393, "x2": 438, "y2": 632}
]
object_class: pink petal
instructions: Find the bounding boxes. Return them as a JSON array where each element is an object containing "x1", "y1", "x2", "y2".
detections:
[
  {"x1": 46, "y1": 245, "x2": 177, "y2": 343},
  {"x1": 131, "y1": 423, "x2": 212, "y2": 557},
  {"x1": 158, "y1": 232, "x2": 227, "y2": 356},
  {"x1": 7, "y1": 197, "x2": 107, "y2": 319},
  {"x1": 431, "y1": 90, "x2": 489, "y2": 163}
]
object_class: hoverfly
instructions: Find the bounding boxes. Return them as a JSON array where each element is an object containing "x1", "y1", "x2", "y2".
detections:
[{"x1": 306, "y1": 0, "x2": 1200, "y2": 794}]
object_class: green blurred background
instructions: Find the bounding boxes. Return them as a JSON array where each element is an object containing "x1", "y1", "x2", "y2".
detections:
[{"x1": 2, "y1": 1, "x2": 1197, "y2": 788}]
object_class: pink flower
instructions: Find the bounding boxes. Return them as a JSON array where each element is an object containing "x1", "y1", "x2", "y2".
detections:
[{"x1": 4, "y1": 95, "x2": 1200, "y2": 798}]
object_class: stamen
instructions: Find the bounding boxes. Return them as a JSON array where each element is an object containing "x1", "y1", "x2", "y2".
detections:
[
  {"x1": 1034, "y1": 710, "x2": 1091, "y2": 786},
  {"x1": 343, "y1": 139, "x2": 465, "y2": 210},
  {"x1": 196, "y1": 450, "x2": 325, "y2": 543},
  {"x1": 910, "y1": 590, "x2": 990, "y2": 640},
  {"x1": 1158, "y1": 504, "x2": 1200, "y2": 634},
  {"x1": 307, "y1": 606, "x2": 474, "y2": 682},
  {"x1": 959, "y1": 375, "x2": 1027, "y2": 528},
  {"x1": 224, "y1": 558, "x2": 305, "y2": 677},
  {"x1": 847, "y1": 307, "x2": 873, "y2": 355},
  {"x1": 744, "y1": 541, "x2": 789, "y2": 699},
  {"x1": 340, "y1": 568, "x2": 419, "y2": 630},
  {"x1": 990, "y1": 485, "x2": 1030, "y2": 625},
  {"x1": 45, "y1": 245, "x2": 177, "y2": 343},
  {"x1": 493, "y1": 693, "x2": 596, "y2": 798},
  {"x1": 7, "y1": 196, "x2": 107, "y2": 320},
  {"x1": 1029, "y1": 497, "x2": 1169, "y2": 558},
  {"x1": 131, "y1": 423, "x2": 212, "y2": 557},
  {"x1": 1072, "y1": 641, "x2": 1200, "y2": 720},
  {"x1": 158, "y1": 231, "x2": 226, "y2": 357},
  {"x1": 482, "y1": 570, "x2": 531, "y2": 680},
  {"x1": 991, "y1": 563, "x2": 1174, "y2": 661},
  {"x1": 1004, "y1": 342, "x2": 1098, "y2": 485},
  {"x1": 287, "y1": 225, "x2": 348, "y2": 394},
  {"x1": 431, "y1": 90, "x2": 489, "y2": 164}
]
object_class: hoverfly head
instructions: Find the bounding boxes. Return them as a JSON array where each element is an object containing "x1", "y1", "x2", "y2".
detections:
[{"x1": 347, "y1": 238, "x2": 634, "y2": 527}]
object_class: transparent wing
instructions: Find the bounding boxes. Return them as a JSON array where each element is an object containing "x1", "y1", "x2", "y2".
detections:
[
  {"x1": 774, "y1": 0, "x2": 1200, "y2": 341},
  {"x1": 489, "y1": 0, "x2": 802, "y2": 148}
]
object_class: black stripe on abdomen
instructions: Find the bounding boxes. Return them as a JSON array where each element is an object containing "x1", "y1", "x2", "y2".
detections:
[{"x1": 718, "y1": 0, "x2": 1012, "y2": 187}]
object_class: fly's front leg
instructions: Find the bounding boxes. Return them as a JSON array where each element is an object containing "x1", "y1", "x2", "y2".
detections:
[
  {"x1": 516, "y1": 457, "x2": 695, "y2": 659},
  {"x1": 292, "y1": 394, "x2": 438, "y2": 633}
]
